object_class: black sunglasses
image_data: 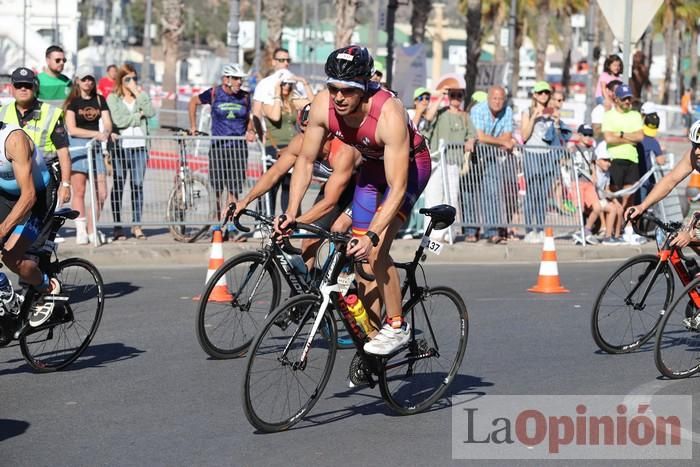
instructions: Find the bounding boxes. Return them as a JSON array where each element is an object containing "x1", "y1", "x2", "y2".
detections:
[
  {"x1": 275, "y1": 57, "x2": 291, "y2": 63},
  {"x1": 327, "y1": 84, "x2": 360, "y2": 95},
  {"x1": 416, "y1": 95, "x2": 430, "y2": 102},
  {"x1": 448, "y1": 92, "x2": 464, "y2": 98},
  {"x1": 13, "y1": 83, "x2": 33, "y2": 90},
  {"x1": 124, "y1": 76, "x2": 138, "y2": 83},
  {"x1": 54, "y1": 58, "x2": 67, "y2": 63},
  {"x1": 535, "y1": 90, "x2": 552, "y2": 95}
]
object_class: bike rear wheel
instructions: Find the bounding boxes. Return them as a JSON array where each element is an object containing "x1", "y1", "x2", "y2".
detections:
[
  {"x1": 167, "y1": 174, "x2": 215, "y2": 242},
  {"x1": 654, "y1": 276, "x2": 700, "y2": 378},
  {"x1": 20, "y1": 258, "x2": 105, "y2": 372},
  {"x1": 196, "y1": 252, "x2": 282, "y2": 359},
  {"x1": 243, "y1": 294, "x2": 337, "y2": 432},
  {"x1": 379, "y1": 286, "x2": 468, "y2": 415},
  {"x1": 591, "y1": 254, "x2": 671, "y2": 354}
]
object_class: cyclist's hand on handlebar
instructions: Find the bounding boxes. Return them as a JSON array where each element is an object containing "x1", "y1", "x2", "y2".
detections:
[
  {"x1": 626, "y1": 205, "x2": 645, "y2": 222},
  {"x1": 670, "y1": 230, "x2": 695, "y2": 248},
  {"x1": 274, "y1": 213, "x2": 296, "y2": 237},
  {"x1": 346, "y1": 235, "x2": 372, "y2": 261},
  {"x1": 233, "y1": 198, "x2": 249, "y2": 218}
]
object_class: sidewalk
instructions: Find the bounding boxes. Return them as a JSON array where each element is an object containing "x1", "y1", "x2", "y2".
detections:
[{"x1": 54, "y1": 228, "x2": 658, "y2": 268}]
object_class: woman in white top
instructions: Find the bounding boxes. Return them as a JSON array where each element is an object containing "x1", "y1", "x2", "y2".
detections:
[{"x1": 106, "y1": 64, "x2": 154, "y2": 240}]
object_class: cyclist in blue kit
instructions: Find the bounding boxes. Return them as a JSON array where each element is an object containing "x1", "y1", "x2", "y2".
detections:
[{"x1": 0, "y1": 122, "x2": 60, "y2": 326}]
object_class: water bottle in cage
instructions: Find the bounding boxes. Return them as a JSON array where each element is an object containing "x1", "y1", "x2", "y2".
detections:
[{"x1": 0, "y1": 272, "x2": 19, "y2": 315}]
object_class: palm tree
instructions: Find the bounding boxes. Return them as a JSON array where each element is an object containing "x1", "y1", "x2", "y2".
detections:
[
  {"x1": 262, "y1": 0, "x2": 287, "y2": 76},
  {"x1": 534, "y1": 0, "x2": 550, "y2": 81},
  {"x1": 334, "y1": 0, "x2": 360, "y2": 48},
  {"x1": 410, "y1": 0, "x2": 433, "y2": 44},
  {"x1": 161, "y1": 0, "x2": 185, "y2": 120},
  {"x1": 463, "y1": 0, "x2": 482, "y2": 100}
]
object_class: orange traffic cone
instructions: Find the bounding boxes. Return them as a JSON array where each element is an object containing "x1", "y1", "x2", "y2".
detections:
[
  {"x1": 528, "y1": 227, "x2": 569, "y2": 294},
  {"x1": 193, "y1": 226, "x2": 233, "y2": 301}
]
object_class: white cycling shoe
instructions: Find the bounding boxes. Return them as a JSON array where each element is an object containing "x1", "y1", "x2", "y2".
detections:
[{"x1": 363, "y1": 322, "x2": 411, "y2": 356}]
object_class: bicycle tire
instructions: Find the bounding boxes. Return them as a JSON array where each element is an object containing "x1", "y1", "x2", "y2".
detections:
[
  {"x1": 167, "y1": 173, "x2": 215, "y2": 242},
  {"x1": 20, "y1": 258, "x2": 105, "y2": 372},
  {"x1": 591, "y1": 254, "x2": 671, "y2": 354},
  {"x1": 242, "y1": 294, "x2": 337, "y2": 432},
  {"x1": 379, "y1": 286, "x2": 468, "y2": 416},
  {"x1": 654, "y1": 275, "x2": 700, "y2": 378},
  {"x1": 196, "y1": 251, "x2": 282, "y2": 359}
]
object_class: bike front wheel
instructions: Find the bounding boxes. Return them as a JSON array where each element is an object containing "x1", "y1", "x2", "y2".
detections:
[
  {"x1": 654, "y1": 276, "x2": 700, "y2": 378},
  {"x1": 167, "y1": 173, "x2": 215, "y2": 242},
  {"x1": 591, "y1": 254, "x2": 671, "y2": 354},
  {"x1": 20, "y1": 258, "x2": 105, "y2": 372},
  {"x1": 379, "y1": 286, "x2": 469, "y2": 415},
  {"x1": 243, "y1": 294, "x2": 337, "y2": 432},
  {"x1": 196, "y1": 252, "x2": 282, "y2": 359}
]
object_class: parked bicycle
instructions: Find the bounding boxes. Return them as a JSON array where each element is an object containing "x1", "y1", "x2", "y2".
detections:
[
  {"x1": 161, "y1": 126, "x2": 216, "y2": 243},
  {"x1": 196, "y1": 203, "x2": 339, "y2": 359},
  {"x1": 0, "y1": 208, "x2": 105, "y2": 372},
  {"x1": 242, "y1": 205, "x2": 469, "y2": 432},
  {"x1": 591, "y1": 211, "x2": 697, "y2": 354}
]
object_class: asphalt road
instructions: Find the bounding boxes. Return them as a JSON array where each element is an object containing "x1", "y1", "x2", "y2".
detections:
[{"x1": 1, "y1": 262, "x2": 698, "y2": 466}]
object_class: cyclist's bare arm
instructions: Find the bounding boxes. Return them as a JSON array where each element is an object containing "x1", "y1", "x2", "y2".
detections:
[
  {"x1": 0, "y1": 131, "x2": 36, "y2": 239},
  {"x1": 282, "y1": 91, "x2": 330, "y2": 228},
  {"x1": 631, "y1": 148, "x2": 693, "y2": 216},
  {"x1": 297, "y1": 144, "x2": 359, "y2": 224},
  {"x1": 188, "y1": 95, "x2": 202, "y2": 133},
  {"x1": 366, "y1": 98, "x2": 410, "y2": 236}
]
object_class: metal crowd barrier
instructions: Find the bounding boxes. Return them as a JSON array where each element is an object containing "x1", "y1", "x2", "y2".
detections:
[{"x1": 435, "y1": 140, "x2": 586, "y2": 242}]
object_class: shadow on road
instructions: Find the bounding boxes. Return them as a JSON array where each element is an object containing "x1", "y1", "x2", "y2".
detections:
[
  {"x1": 0, "y1": 342, "x2": 145, "y2": 375},
  {"x1": 260, "y1": 374, "x2": 493, "y2": 434},
  {"x1": 0, "y1": 419, "x2": 29, "y2": 442},
  {"x1": 103, "y1": 282, "x2": 141, "y2": 299}
]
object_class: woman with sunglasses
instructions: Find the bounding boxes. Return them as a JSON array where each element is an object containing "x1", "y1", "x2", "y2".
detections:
[
  {"x1": 422, "y1": 87, "x2": 474, "y2": 242},
  {"x1": 106, "y1": 64, "x2": 155, "y2": 240},
  {"x1": 64, "y1": 65, "x2": 112, "y2": 245}
]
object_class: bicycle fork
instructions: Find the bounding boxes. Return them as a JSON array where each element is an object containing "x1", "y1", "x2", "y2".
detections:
[{"x1": 626, "y1": 261, "x2": 666, "y2": 311}]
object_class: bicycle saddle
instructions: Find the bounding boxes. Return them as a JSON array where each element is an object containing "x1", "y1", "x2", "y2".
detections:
[
  {"x1": 54, "y1": 208, "x2": 80, "y2": 220},
  {"x1": 419, "y1": 205, "x2": 456, "y2": 230}
]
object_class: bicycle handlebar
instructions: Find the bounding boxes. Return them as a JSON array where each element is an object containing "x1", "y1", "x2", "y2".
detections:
[{"x1": 627, "y1": 211, "x2": 682, "y2": 238}]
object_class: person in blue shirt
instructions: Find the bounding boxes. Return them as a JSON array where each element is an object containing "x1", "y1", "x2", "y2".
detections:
[
  {"x1": 469, "y1": 86, "x2": 514, "y2": 243},
  {"x1": 189, "y1": 64, "x2": 256, "y2": 222}
]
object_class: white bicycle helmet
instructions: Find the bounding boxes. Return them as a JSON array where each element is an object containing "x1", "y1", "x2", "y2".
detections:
[
  {"x1": 222, "y1": 64, "x2": 247, "y2": 78},
  {"x1": 690, "y1": 119, "x2": 700, "y2": 144}
]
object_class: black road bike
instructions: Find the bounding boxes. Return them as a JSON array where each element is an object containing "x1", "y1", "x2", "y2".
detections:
[
  {"x1": 0, "y1": 208, "x2": 105, "y2": 372},
  {"x1": 242, "y1": 205, "x2": 469, "y2": 432}
]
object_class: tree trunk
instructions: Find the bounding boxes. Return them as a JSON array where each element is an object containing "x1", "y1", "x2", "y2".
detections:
[
  {"x1": 534, "y1": 0, "x2": 550, "y2": 81},
  {"x1": 410, "y1": 0, "x2": 432, "y2": 44},
  {"x1": 465, "y1": 0, "x2": 482, "y2": 100},
  {"x1": 262, "y1": 0, "x2": 287, "y2": 76},
  {"x1": 560, "y1": 13, "x2": 573, "y2": 97},
  {"x1": 161, "y1": 0, "x2": 184, "y2": 123},
  {"x1": 492, "y1": 3, "x2": 507, "y2": 63},
  {"x1": 510, "y1": 18, "x2": 524, "y2": 98},
  {"x1": 691, "y1": 23, "x2": 699, "y2": 90},
  {"x1": 660, "y1": 6, "x2": 675, "y2": 104},
  {"x1": 334, "y1": 0, "x2": 360, "y2": 48}
]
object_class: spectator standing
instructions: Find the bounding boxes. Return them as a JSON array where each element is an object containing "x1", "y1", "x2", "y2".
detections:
[
  {"x1": 106, "y1": 64, "x2": 155, "y2": 240},
  {"x1": 423, "y1": 87, "x2": 476, "y2": 242},
  {"x1": 681, "y1": 88, "x2": 694, "y2": 131},
  {"x1": 470, "y1": 85, "x2": 514, "y2": 244},
  {"x1": 408, "y1": 87, "x2": 431, "y2": 135},
  {"x1": 0, "y1": 67, "x2": 72, "y2": 207},
  {"x1": 261, "y1": 75, "x2": 312, "y2": 215},
  {"x1": 602, "y1": 84, "x2": 645, "y2": 244},
  {"x1": 253, "y1": 48, "x2": 306, "y2": 122},
  {"x1": 591, "y1": 79, "x2": 622, "y2": 140},
  {"x1": 595, "y1": 54, "x2": 623, "y2": 105},
  {"x1": 636, "y1": 102, "x2": 666, "y2": 202},
  {"x1": 64, "y1": 65, "x2": 112, "y2": 245},
  {"x1": 97, "y1": 64, "x2": 118, "y2": 97},
  {"x1": 188, "y1": 64, "x2": 255, "y2": 240},
  {"x1": 37, "y1": 45, "x2": 72, "y2": 104}
]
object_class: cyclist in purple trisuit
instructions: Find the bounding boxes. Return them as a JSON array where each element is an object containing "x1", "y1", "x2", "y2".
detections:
[
  {"x1": 278, "y1": 45, "x2": 432, "y2": 355},
  {"x1": 628, "y1": 119, "x2": 700, "y2": 248}
]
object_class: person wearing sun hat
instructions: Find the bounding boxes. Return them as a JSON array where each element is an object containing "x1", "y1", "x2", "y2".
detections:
[
  {"x1": 408, "y1": 87, "x2": 432, "y2": 134},
  {"x1": 635, "y1": 101, "x2": 665, "y2": 202}
]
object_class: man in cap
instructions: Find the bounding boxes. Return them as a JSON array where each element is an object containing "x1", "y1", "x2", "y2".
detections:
[
  {"x1": 635, "y1": 102, "x2": 665, "y2": 202},
  {"x1": 602, "y1": 83, "x2": 645, "y2": 244},
  {"x1": 0, "y1": 67, "x2": 71, "y2": 206}
]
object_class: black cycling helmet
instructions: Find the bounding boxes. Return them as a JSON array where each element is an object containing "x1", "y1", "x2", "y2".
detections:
[{"x1": 325, "y1": 45, "x2": 374, "y2": 88}]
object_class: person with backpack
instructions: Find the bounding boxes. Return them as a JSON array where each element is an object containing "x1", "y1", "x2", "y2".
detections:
[{"x1": 188, "y1": 64, "x2": 256, "y2": 240}]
